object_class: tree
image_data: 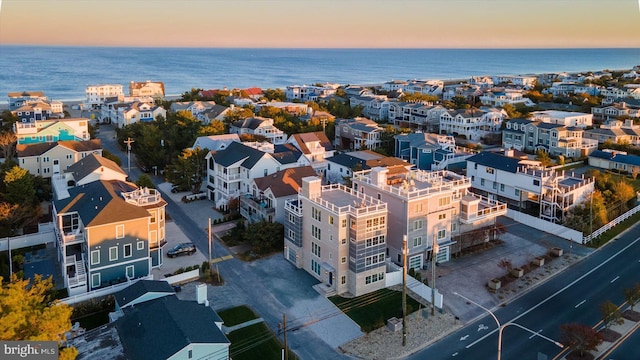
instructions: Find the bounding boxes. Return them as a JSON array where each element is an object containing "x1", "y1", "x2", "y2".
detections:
[
  {"x1": 0, "y1": 130, "x2": 17, "y2": 159},
  {"x1": 1, "y1": 110, "x2": 19, "y2": 132},
  {"x1": 535, "y1": 149, "x2": 553, "y2": 167},
  {"x1": 165, "y1": 147, "x2": 209, "y2": 194},
  {"x1": 198, "y1": 120, "x2": 225, "y2": 136},
  {"x1": 560, "y1": 323, "x2": 603, "y2": 357},
  {"x1": 2, "y1": 166, "x2": 37, "y2": 206},
  {"x1": 624, "y1": 283, "x2": 640, "y2": 311},
  {"x1": 400, "y1": 93, "x2": 438, "y2": 103},
  {"x1": 135, "y1": 174, "x2": 155, "y2": 189},
  {"x1": 243, "y1": 221, "x2": 285, "y2": 254},
  {"x1": 262, "y1": 88, "x2": 286, "y2": 102},
  {"x1": 0, "y1": 275, "x2": 76, "y2": 359},
  {"x1": 600, "y1": 300, "x2": 624, "y2": 330},
  {"x1": 102, "y1": 149, "x2": 122, "y2": 166}
]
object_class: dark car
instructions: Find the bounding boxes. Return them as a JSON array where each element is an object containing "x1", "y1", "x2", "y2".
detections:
[
  {"x1": 167, "y1": 243, "x2": 197, "y2": 258},
  {"x1": 171, "y1": 184, "x2": 188, "y2": 193}
]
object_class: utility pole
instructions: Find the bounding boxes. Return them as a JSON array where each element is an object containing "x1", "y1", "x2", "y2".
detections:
[
  {"x1": 402, "y1": 235, "x2": 407, "y2": 347},
  {"x1": 282, "y1": 313, "x2": 288, "y2": 360},
  {"x1": 432, "y1": 231, "x2": 439, "y2": 316},
  {"x1": 124, "y1": 137, "x2": 134, "y2": 173},
  {"x1": 208, "y1": 218, "x2": 212, "y2": 275}
]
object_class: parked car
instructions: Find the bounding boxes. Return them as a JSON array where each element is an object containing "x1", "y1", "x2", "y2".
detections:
[
  {"x1": 167, "y1": 243, "x2": 197, "y2": 258},
  {"x1": 171, "y1": 184, "x2": 189, "y2": 193}
]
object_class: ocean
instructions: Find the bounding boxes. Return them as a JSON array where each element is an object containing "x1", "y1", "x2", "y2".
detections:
[{"x1": 0, "y1": 46, "x2": 639, "y2": 103}]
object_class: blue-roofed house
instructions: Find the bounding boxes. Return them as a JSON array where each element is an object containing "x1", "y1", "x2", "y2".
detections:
[
  {"x1": 52, "y1": 180, "x2": 167, "y2": 295},
  {"x1": 113, "y1": 279, "x2": 175, "y2": 311},
  {"x1": 394, "y1": 132, "x2": 476, "y2": 171},
  {"x1": 334, "y1": 117, "x2": 383, "y2": 150},
  {"x1": 589, "y1": 149, "x2": 640, "y2": 176},
  {"x1": 466, "y1": 149, "x2": 594, "y2": 223}
]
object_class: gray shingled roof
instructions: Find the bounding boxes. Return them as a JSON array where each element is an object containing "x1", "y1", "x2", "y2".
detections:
[
  {"x1": 67, "y1": 154, "x2": 126, "y2": 182},
  {"x1": 466, "y1": 151, "x2": 522, "y2": 173},
  {"x1": 272, "y1": 144, "x2": 302, "y2": 165},
  {"x1": 212, "y1": 141, "x2": 266, "y2": 168},
  {"x1": 114, "y1": 280, "x2": 174, "y2": 309},
  {"x1": 231, "y1": 117, "x2": 266, "y2": 130},
  {"x1": 116, "y1": 295, "x2": 229, "y2": 360}
]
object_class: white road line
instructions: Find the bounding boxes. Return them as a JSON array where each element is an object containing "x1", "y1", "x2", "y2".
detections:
[
  {"x1": 464, "y1": 236, "x2": 640, "y2": 349},
  {"x1": 610, "y1": 276, "x2": 620, "y2": 283},
  {"x1": 529, "y1": 329, "x2": 543, "y2": 339},
  {"x1": 452, "y1": 352, "x2": 458, "y2": 357},
  {"x1": 575, "y1": 300, "x2": 586, "y2": 308}
]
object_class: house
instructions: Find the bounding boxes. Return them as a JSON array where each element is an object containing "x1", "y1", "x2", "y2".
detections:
[
  {"x1": 52, "y1": 153, "x2": 128, "y2": 200},
  {"x1": 405, "y1": 80, "x2": 444, "y2": 97},
  {"x1": 113, "y1": 102, "x2": 167, "y2": 128},
  {"x1": 14, "y1": 117, "x2": 90, "y2": 145},
  {"x1": 531, "y1": 110, "x2": 593, "y2": 128},
  {"x1": 52, "y1": 180, "x2": 167, "y2": 295},
  {"x1": 17, "y1": 139, "x2": 103, "y2": 179},
  {"x1": 364, "y1": 98, "x2": 394, "y2": 121},
  {"x1": 199, "y1": 104, "x2": 232, "y2": 124},
  {"x1": 11, "y1": 101, "x2": 63, "y2": 122},
  {"x1": 113, "y1": 279, "x2": 175, "y2": 311},
  {"x1": 602, "y1": 85, "x2": 640, "y2": 101},
  {"x1": 286, "y1": 131, "x2": 335, "y2": 173},
  {"x1": 205, "y1": 141, "x2": 304, "y2": 209},
  {"x1": 285, "y1": 84, "x2": 338, "y2": 102},
  {"x1": 325, "y1": 150, "x2": 412, "y2": 184},
  {"x1": 353, "y1": 167, "x2": 506, "y2": 269},
  {"x1": 583, "y1": 120, "x2": 640, "y2": 146},
  {"x1": 479, "y1": 89, "x2": 535, "y2": 107},
  {"x1": 240, "y1": 166, "x2": 317, "y2": 224},
  {"x1": 98, "y1": 95, "x2": 155, "y2": 124},
  {"x1": 254, "y1": 101, "x2": 309, "y2": 115},
  {"x1": 591, "y1": 102, "x2": 640, "y2": 121},
  {"x1": 588, "y1": 149, "x2": 640, "y2": 176},
  {"x1": 388, "y1": 103, "x2": 446, "y2": 132},
  {"x1": 170, "y1": 101, "x2": 218, "y2": 118},
  {"x1": 469, "y1": 76, "x2": 494, "y2": 88},
  {"x1": 284, "y1": 176, "x2": 389, "y2": 297},
  {"x1": 129, "y1": 80, "x2": 165, "y2": 99},
  {"x1": 442, "y1": 83, "x2": 483, "y2": 102},
  {"x1": 85, "y1": 84, "x2": 124, "y2": 109},
  {"x1": 439, "y1": 108, "x2": 506, "y2": 142},
  {"x1": 382, "y1": 80, "x2": 409, "y2": 92},
  {"x1": 229, "y1": 117, "x2": 287, "y2": 145},
  {"x1": 334, "y1": 117, "x2": 382, "y2": 150},
  {"x1": 192, "y1": 134, "x2": 240, "y2": 151},
  {"x1": 7, "y1": 91, "x2": 48, "y2": 111},
  {"x1": 492, "y1": 75, "x2": 537, "y2": 88},
  {"x1": 502, "y1": 118, "x2": 598, "y2": 158},
  {"x1": 466, "y1": 150, "x2": 594, "y2": 223},
  {"x1": 546, "y1": 82, "x2": 601, "y2": 97},
  {"x1": 298, "y1": 110, "x2": 335, "y2": 123},
  {"x1": 395, "y1": 132, "x2": 476, "y2": 171}
]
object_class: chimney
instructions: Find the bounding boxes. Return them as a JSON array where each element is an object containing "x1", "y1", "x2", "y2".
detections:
[
  {"x1": 370, "y1": 167, "x2": 388, "y2": 187},
  {"x1": 196, "y1": 283, "x2": 209, "y2": 307},
  {"x1": 301, "y1": 176, "x2": 322, "y2": 199},
  {"x1": 504, "y1": 148, "x2": 514, "y2": 157}
]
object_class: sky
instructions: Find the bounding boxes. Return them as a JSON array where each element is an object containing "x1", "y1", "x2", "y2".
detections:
[{"x1": 0, "y1": 0, "x2": 639, "y2": 48}]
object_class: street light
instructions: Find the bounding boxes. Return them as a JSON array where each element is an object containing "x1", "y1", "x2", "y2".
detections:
[{"x1": 453, "y1": 292, "x2": 563, "y2": 360}]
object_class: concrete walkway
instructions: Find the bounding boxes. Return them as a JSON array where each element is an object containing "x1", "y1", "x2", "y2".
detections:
[{"x1": 222, "y1": 318, "x2": 265, "y2": 334}]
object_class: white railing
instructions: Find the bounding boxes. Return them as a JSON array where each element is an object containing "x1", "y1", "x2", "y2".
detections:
[
  {"x1": 60, "y1": 275, "x2": 153, "y2": 305},
  {"x1": 583, "y1": 204, "x2": 640, "y2": 244}
]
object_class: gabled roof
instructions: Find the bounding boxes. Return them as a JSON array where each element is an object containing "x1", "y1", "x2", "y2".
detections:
[
  {"x1": 211, "y1": 141, "x2": 266, "y2": 168},
  {"x1": 202, "y1": 104, "x2": 230, "y2": 119},
  {"x1": 394, "y1": 132, "x2": 441, "y2": 149},
  {"x1": 244, "y1": 87, "x2": 263, "y2": 96},
  {"x1": 66, "y1": 153, "x2": 126, "y2": 182},
  {"x1": 272, "y1": 144, "x2": 302, "y2": 165},
  {"x1": 231, "y1": 117, "x2": 269, "y2": 130},
  {"x1": 8, "y1": 91, "x2": 45, "y2": 98},
  {"x1": 116, "y1": 295, "x2": 229, "y2": 360},
  {"x1": 327, "y1": 151, "x2": 410, "y2": 170},
  {"x1": 291, "y1": 131, "x2": 333, "y2": 154},
  {"x1": 53, "y1": 180, "x2": 149, "y2": 227},
  {"x1": 114, "y1": 280, "x2": 174, "y2": 309},
  {"x1": 192, "y1": 134, "x2": 240, "y2": 151},
  {"x1": 591, "y1": 150, "x2": 640, "y2": 166},
  {"x1": 254, "y1": 166, "x2": 317, "y2": 197},
  {"x1": 466, "y1": 151, "x2": 523, "y2": 173},
  {"x1": 16, "y1": 139, "x2": 102, "y2": 157}
]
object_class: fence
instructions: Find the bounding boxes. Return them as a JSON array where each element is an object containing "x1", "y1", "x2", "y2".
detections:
[
  {"x1": 505, "y1": 209, "x2": 584, "y2": 243},
  {"x1": 162, "y1": 268, "x2": 200, "y2": 285},
  {"x1": 0, "y1": 223, "x2": 55, "y2": 251},
  {"x1": 583, "y1": 204, "x2": 640, "y2": 244},
  {"x1": 384, "y1": 260, "x2": 443, "y2": 310}
]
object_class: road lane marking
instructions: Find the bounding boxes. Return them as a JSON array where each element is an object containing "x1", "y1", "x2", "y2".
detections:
[
  {"x1": 460, "y1": 335, "x2": 469, "y2": 341},
  {"x1": 610, "y1": 276, "x2": 620, "y2": 283},
  {"x1": 529, "y1": 329, "x2": 543, "y2": 339},
  {"x1": 211, "y1": 254, "x2": 234, "y2": 263},
  {"x1": 575, "y1": 300, "x2": 586, "y2": 308},
  {"x1": 465, "y1": 235, "x2": 640, "y2": 350},
  {"x1": 452, "y1": 352, "x2": 458, "y2": 357}
]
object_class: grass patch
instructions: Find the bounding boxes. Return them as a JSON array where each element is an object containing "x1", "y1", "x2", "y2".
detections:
[
  {"x1": 329, "y1": 288, "x2": 421, "y2": 332},
  {"x1": 218, "y1": 305, "x2": 259, "y2": 327},
  {"x1": 227, "y1": 323, "x2": 296, "y2": 360},
  {"x1": 587, "y1": 210, "x2": 640, "y2": 248}
]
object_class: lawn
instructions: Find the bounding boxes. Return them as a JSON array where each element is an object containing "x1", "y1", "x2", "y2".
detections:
[
  {"x1": 227, "y1": 323, "x2": 296, "y2": 360},
  {"x1": 217, "y1": 305, "x2": 258, "y2": 327},
  {"x1": 330, "y1": 288, "x2": 422, "y2": 332}
]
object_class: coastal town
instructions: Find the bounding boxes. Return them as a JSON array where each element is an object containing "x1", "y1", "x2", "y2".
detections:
[{"x1": 2, "y1": 67, "x2": 640, "y2": 360}]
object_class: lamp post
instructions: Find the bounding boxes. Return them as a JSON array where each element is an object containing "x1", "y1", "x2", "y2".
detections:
[
  {"x1": 453, "y1": 292, "x2": 563, "y2": 360},
  {"x1": 124, "y1": 137, "x2": 134, "y2": 173},
  {"x1": 431, "y1": 232, "x2": 440, "y2": 316}
]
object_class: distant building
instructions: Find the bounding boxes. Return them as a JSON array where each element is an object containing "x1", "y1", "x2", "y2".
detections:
[
  {"x1": 286, "y1": 131, "x2": 335, "y2": 173},
  {"x1": 325, "y1": 150, "x2": 412, "y2": 185},
  {"x1": 589, "y1": 149, "x2": 640, "y2": 175},
  {"x1": 17, "y1": 139, "x2": 102, "y2": 179},
  {"x1": 395, "y1": 132, "x2": 476, "y2": 171},
  {"x1": 192, "y1": 134, "x2": 240, "y2": 151},
  {"x1": 14, "y1": 117, "x2": 90, "y2": 145},
  {"x1": 229, "y1": 117, "x2": 287, "y2": 145},
  {"x1": 129, "y1": 80, "x2": 165, "y2": 99},
  {"x1": 583, "y1": 119, "x2": 640, "y2": 146},
  {"x1": 12, "y1": 101, "x2": 63, "y2": 122},
  {"x1": 479, "y1": 89, "x2": 535, "y2": 107},
  {"x1": 531, "y1": 110, "x2": 593, "y2": 128},
  {"x1": 7, "y1": 91, "x2": 47, "y2": 111},
  {"x1": 492, "y1": 75, "x2": 537, "y2": 88},
  {"x1": 113, "y1": 102, "x2": 167, "y2": 128},
  {"x1": 439, "y1": 108, "x2": 506, "y2": 142},
  {"x1": 85, "y1": 84, "x2": 124, "y2": 109},
  {"x1": 334, "y1": 117, "x2": 383, "y2": 150},
  {"x1": 285, "y1": 83, "x2": 338, "y2": 102}
]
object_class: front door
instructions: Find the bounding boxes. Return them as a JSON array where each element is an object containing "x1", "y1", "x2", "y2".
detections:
[
  {"x1": 328, "y1": 272, "x2": 333, "y2": 286},
  {"x1": 53, "y1": 159, "x2": 60, "y2": 174}
]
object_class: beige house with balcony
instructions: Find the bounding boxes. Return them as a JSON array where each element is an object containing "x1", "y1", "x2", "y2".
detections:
[{"x1": 16, "y1": 139, "x2": 102, "y2": 179}]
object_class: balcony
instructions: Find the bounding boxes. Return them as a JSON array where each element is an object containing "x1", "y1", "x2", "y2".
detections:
[
  {"x1": 459, "y1": 194, "x2": 507, "y2": 224},
  {"x1": 240, "y1": 195, "x2": 275, "y2": 223},
  {"x1": 122, "y1": 187, "x2": 163, "y2": 206},
  {"x1": 216, "y1": 171, "x2": 242, "y2": 181}
]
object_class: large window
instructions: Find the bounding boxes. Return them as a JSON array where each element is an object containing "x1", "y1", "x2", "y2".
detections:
[
  {"x1": 124, "y1": 244, "x2": 132, "y2": 258},
  {"x1": 365, "y1": 217, "x2": 385, "y2": 231},
  {"x1": 365, "y1": 272, "x2": 385, "y2": 284},
  {"x1": 365, "y1": 235, "x2": 385, "y2": 248},
  {"x1": 437, "y1": 229, "x2": 446, "y2": 239},
  {"x1": 311, "y1": 259, "x2": 321, "y2": 276},
  {"x1": 312, "y1": 207, "x2": 322, "y2": 221},
  {"x1": 109, "y1": 247, "x2": 118, "y2": 261},
  {"x1": 413, "y1": 236, "x2": 422, "y2": 247},
  {"x1": 91, "y1": 273, "x2": 101, "y2": 288},
  {"x1": 365, "y1": 253, "x2": 385, "y2": 266},
  {"x1": 116, "y1": 224, "x2": 125, "y2": 239},
  {"x1": 126, "y1": 265, "x2": 134, "y2": 279},
  {"x1": 413, "y1": 219, "x2": 423, "y2": 230},
  {"x1": 312, "y1": 242, "x2": 321, "y2": 257},
  {"x1": 91, "y1": 250, "x2": 100, "y2": 265},
  {"x1": 312, "y1": 225, "x2": 321, "y2": 240},
  {"x1": 438, "y1": 197, "x2": 450, "y2": 207}
]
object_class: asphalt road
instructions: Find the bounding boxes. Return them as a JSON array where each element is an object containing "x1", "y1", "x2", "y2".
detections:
[
  {"x1": 602, "y1": 323, "x2": 640, "y2": 360},
  {"x1": 410, "y1": 223, "x2": 640, "y2": 360}
]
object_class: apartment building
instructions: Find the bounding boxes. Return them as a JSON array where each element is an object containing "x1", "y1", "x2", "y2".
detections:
[
  {"x1": 467, "y1": 150, "x2": 594, "y2": 223},
  {"x1": 284, "y1": 176, "x2": 388, "y2": 297},
  {"x1": 531, "y1": 110, "x2": 593, "y2": 128},
  {"x1": 85, "y1": 84, "x2": 124, "y2": 108},
  {"x1": 352, "y1": 167, "x2": 506, "y2": 270},
  {"x1": 53, "y1": 180, "x2": 167, "y2": 295},
  {"x1": 439, "y1": 108, "x2": 506, "y2": 142}
]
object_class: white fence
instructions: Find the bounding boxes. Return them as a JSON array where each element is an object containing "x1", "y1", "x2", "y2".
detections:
[
  {"x1": 0, "y1": 223, "x2": 55, "y2": 251},
  {"x1": 583, "y1": 204, "x2": 640, "y2": 244},
  {"x1": 59, "y1": 275, "x2": 153, "y2": 305},
  {"x1": 505, "y1": 209, "x2": 583, "y2": 243},
  {"x1": 385, "y1": 261, "x2": 443, "y2": 310},
  {"x1": 162, "y1": 269, "x2": 200, "y2": 285}
]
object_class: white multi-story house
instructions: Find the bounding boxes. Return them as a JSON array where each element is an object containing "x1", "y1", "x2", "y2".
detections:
[
  {"x1": 479, "y1": 89, "x2": 535, "y2": 107},
  {"x1": 601, "y1": 85, "x2": 640, "y2": 101},
  {"x1": 284, "y1": 176, "x2": 388, "y2": 297},
  {"x1": 286, "y1": 131, "x2": 335, "y2": 174},
  {"x1": 14, "y1": 117, "x2": 90, "y2": 145},
  {"x1": 531, "y1": 110, "x2": 593, "y2": 128},
  {"x1": 98, "y1": 95, "x2": 155, "y2": 124},
  {"x1": 325, "y1": 150, "x2": 412, "y2": 185},
  {"x1": 334, "y1": 117, "x2": 382, "y2": 150},
  {"x1": 240, "y1": 166, "x2": 317, "y2": 225},
  {"x1": 352, "y1": 167, "x2": 506, "y2": 269},
  {"x1": 52, "y1": 153, "x2": 128, "y2": 201},
  {"x1": 229, "y1": 117, "x2": 287, "y2": 145},
  {"x1": 205, "y1": 141, "x2": 306, "y2": 209},
  {"x1": 113, "y1": 102, "x2": 167, "y2": 128},
  {"x1": 583, "y1": 120, "x2": 640, "y2": 146},
  {"x1": 7, "y1": 91, "x2": 48, "y2": 111},
  {"x1": 502, "y1": 118, "x2": 598, "y2": 158},
  {"x1": 469, "y1": 76, "x2": 494, "y2": 88},
  {"x1": 592, "y1": 102, "x2": 640, "y2": 121},
  {"x1": 395, "y1": 132, "x2": 477, "y2": 171},
  {"x1": 364, "y1": 98, "x2": 393, "y2": 121},
  {"x1": 285, "y1": 83, "x2": 339, "y2": 102},
  {"x1": 546, "y1": 82, "x2": 602, "y2": 97},
  {"x1": 85, "y1": 84, "x2": 124, "y2": 108},
  {"x1": 170, "y1": 101, "x2": 218, "y2": 118},
  {"x1": 382, "y1": 80, "x2": 408, "y2": 92},
  {"x1": 405, "y1": 80, "x2": 444, "y2": 97},
  {"x1": 439, "y1": 108, "x2": 506, "y2": 142},
  {"x1": 129, "y1": 80, "x2": 165, "y2": 99},
  {"x1": 388, "y1": 102, "x2": 447, "y2": 131},
  {"x1": 17, "y1": 139, "x2": 103, "y2": 178},
  {"x1": 467, "y1": 150, "x2": 595, "y2": 223},
  {"x1": 492, "y1": 75, "x2": 537, "y2": 88}
]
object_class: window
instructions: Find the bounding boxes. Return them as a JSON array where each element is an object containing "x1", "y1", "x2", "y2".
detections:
[
  {"x1": 341, "y1": 256, "x2": 347, "y2": 264},
  {"x1": 451, "y1": 222, "x2": 457, "y2": 232},
  {"x1": 116, "y1": 225, "x2": 124, "y2": 239},
  {"x1": 413, "y1": 219, "x2": 423, "y2": 230},
  {"x1": 365, "y1": 272, "x2": 385, "y2": 284},
  {"x1": 328, "y1": 216, "x2": 334, "y2": 225},
  {"x1": 109, "y1": 247, "x2": 118, "y2": 261},
  {"x1": 126, "y1": 265, "x2": 134, "y2": 279},
  {"x1": 288, "y1": 213, "x2": 295, "y2": 223},
  {"x1": 533, "y1": 179, "x2": 540, "y2": 186},
  {"x1": 288, "y1": 229, "x2": 295, "y2": 240},
  {"x1": 408, "y1": 255, "x2": 422, "y2": 270},
  {"x1": 312, "y1": 242, "x2": 321, "y2": 257},
  {"x1": 311, "y1": 259, "x2": 321, "y2": 275},
  {"x1": 91, "y1": 273, "x2": 101, "y2": 288},
  {"x1": 413, "y1": 236, "x2": 422, "y2": 247},
  {"x1": 264, "y1": 169, "x2": 268, "y2": 176},
  {"x1": 341, "y1": 238, "x2": 347, "y2": 245},
  {"x1": 438, "y1": 213, "x2": 446, "y2": 220},
  {"x1": 365, "y1": 253, "x2": 385, "y2": 266},
  {"x1": 438, "y1": 197, "x2": 450, "y2": 206},
  {"x1": 312, "y1": 207, "x2": 322, "y2": 221},
  {"x1": 515, "y1": 189, "x2": 521, "y2": 196},
  {"x1": 437, "y1": 229, "x2": 446, "y2": 239},
  {"x1": 481, "y1": 179, "x2": 485, "y2": 186},
  {"x1": 341, "y1": 276, "x2": 346, "y2": 285},
  {"x1": 311, "y1": 225, "x2": 321, "y2": 240},
  {"x1": 341, "y1": 219, "x2": 347, "y2": 228},
  {"x1": 500, "y1": 184, "x2": 505, "y2": 192},
  {"x1": 365, "y1": 217, "x2": 385, "y2": 231},
  {"x1": 137, "y1": 241, "x2": 144, "y2": 250},
  {"x1": 366, "y1": 235, "x2": 385, "y2": 247},
  {"x1": 91, "y1": 250, "x2": 100, "y2": 265},
  {"x1": 415, "y1": 203, "x2": 423, "y2": 213},
  {"x1": 124, "y1": 244, "x2": 132, "y2": 258},
  {"x1": 486, "y1": 167, "x2": 494, "y2": 174},
  {"x1": 150, "y1": 213, "x2": 156, "y2": 223},
  {"x1": 493, "y1": 182, "x2": 497, "y2": 190}
]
